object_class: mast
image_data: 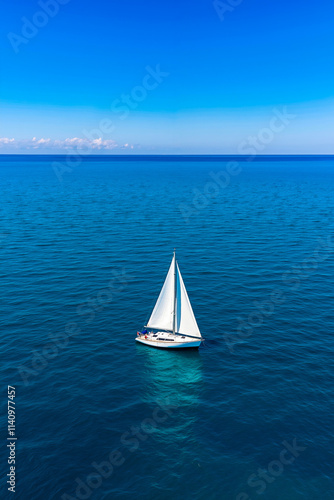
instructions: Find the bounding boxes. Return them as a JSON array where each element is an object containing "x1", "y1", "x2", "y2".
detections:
[{"x1": 172, "y1": 249, "x2": 177, "y2": 334}]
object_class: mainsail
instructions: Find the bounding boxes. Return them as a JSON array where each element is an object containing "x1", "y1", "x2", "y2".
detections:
[
  {"x1": 146, "y1": 254, "x2": 201, "y2": 339},
  {"x1": 146, "y1": 256, "x2": 175, "y2": 332}
]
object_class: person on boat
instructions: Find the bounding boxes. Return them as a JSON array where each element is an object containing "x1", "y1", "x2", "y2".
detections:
[{"x1": 137, "y1": 329, "x2": 148, "y2": 338}]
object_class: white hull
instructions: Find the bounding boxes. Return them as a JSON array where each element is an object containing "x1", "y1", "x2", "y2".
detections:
[
  {"x1": 136, "y1": 332, "x2": 201, "y2": 349},
  {"x1": 136, "y1": 252, "x2": 202, "y2": 350}
]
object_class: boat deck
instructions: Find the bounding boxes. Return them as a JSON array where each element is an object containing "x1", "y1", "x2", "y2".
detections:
[{"x1": 136, "y1": 331, "x2": 202, "y2": 349}]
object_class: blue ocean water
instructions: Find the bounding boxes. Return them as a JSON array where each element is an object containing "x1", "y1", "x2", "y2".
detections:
[{"x1": 1, "y1": 155, "x2": 334, "y2": 500}]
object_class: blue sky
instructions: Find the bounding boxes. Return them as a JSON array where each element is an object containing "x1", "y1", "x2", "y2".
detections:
[{"x1": 1, "y1": 0, "x2": 333, "y2": 153}]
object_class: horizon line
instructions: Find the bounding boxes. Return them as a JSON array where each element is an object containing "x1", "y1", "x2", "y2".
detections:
[{"x1": 0, "y1": 153, "x2": 333, "y2": 158}]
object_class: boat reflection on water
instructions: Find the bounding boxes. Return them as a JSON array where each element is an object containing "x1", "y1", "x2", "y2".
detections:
[{"x1": 135, "y1": 343, "x2": 203, "y2": 445}]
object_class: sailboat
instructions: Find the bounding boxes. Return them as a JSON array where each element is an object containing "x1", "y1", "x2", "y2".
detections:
[{"x1": 136, "y1": 251, "x2": 203, "y2": 349}]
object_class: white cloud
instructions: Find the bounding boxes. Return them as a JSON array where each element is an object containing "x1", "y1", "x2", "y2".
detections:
[
  {"x1": 0, "y1": 137, "x2": 134, "y2": 151},
  {"x1": 0, "y1": 137, "x2": 15, "y2": 145},
  {"x1": 36, "y1": 138, "x2": 51, "y2": 144}
]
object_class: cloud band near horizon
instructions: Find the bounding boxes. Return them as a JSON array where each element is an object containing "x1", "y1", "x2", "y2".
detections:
[{"x1": 0, "y1": 137, "x2": 134, "y2": 152}]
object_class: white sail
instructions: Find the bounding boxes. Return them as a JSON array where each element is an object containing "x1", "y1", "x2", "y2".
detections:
[
  {"x1": 146, "y1": 254, "x2": 201, "y2": 339},
  {"x1": 175, "y1": 263, "x2": 201, "y2": 338},
  {"x1": 146, "y1": 255, "x2": 175, "y2": 331}
]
